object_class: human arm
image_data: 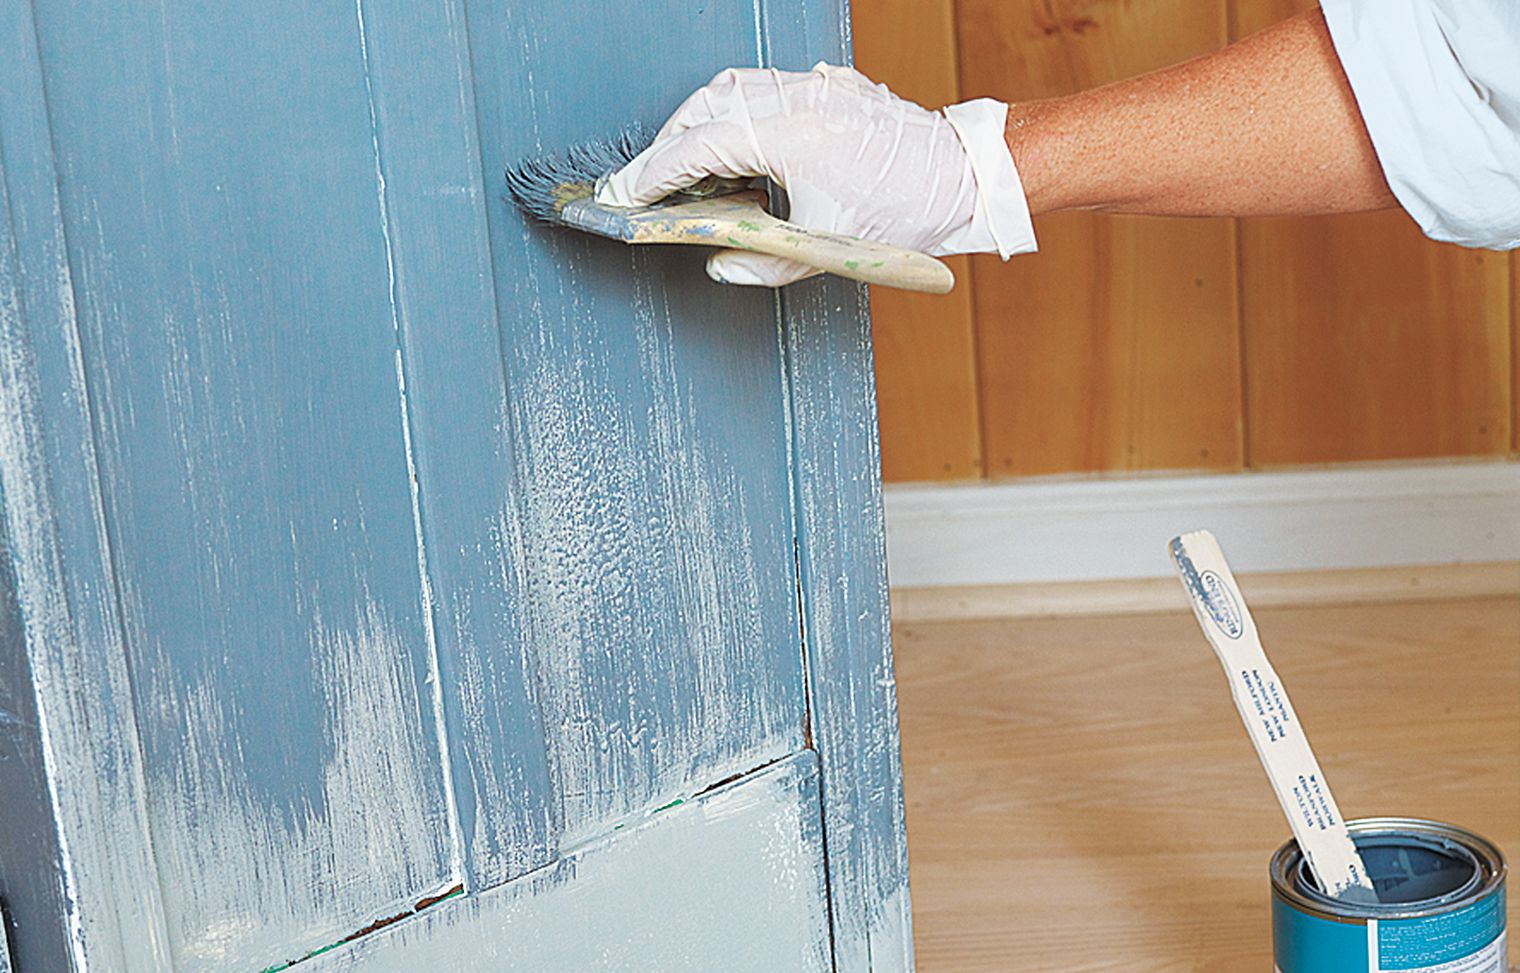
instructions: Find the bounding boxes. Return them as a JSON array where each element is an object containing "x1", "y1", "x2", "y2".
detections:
[
  {"x1": 604, "y1": 0, "x2": 1520, "y2": 287},
  {"x1": 1014, "y1": 0, "x2": 1520, "y2": 243},
  {"x1": 1005, "y1": 9, "x2": 1397, "y2": 218}
]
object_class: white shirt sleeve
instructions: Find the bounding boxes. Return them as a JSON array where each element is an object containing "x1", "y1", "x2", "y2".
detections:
[{"x1": 1320, "y1": 0, "x2": 1520, "y2": 250}]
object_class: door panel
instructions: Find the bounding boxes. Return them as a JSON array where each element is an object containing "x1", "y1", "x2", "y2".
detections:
[
  {"x1": 458, "y1": 0, "x2": 808, "y2": 855},
  {"x1": 29, "y1": 3, "x2": 456, "y2": 969},
  {"x1": 306, "y1": 754, "x2": 832, "y2": 973},
  {"x1": 335, "y1": 0, "x2": 558, "y2": 891},
  {"x1": 1, "y1": 0, "x2": 911, "y2": 968}
]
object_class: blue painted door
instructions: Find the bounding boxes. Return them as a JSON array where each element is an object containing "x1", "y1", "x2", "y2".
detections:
[{"x1": 0, "y1": 1, "x2": 911, "y2": 971}]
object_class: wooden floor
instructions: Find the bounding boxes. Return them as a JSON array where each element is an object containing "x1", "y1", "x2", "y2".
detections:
[{"x1": 894, "y1": 594, "x2": 1520, "y2": 972}]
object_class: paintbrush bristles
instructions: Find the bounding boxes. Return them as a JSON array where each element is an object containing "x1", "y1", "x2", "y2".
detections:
[{"x1": 505, "y1": 127, "x2": 654, "y2": 222}]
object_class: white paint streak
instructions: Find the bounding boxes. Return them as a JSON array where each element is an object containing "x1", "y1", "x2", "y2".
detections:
[
  {"x1": 782, "y1": 280, "x2": 916, "y2": 973},
  {"x1": 752, "y1": 0, "x2": 768, "y2": 65},
  {"x1": 0, "y1": 244, "x2": 89, "y2": 973},
  {"x1": 0, "y1": 211, "x2": 172, "y2": 970},
  {"x1": 307, "y1": 753, "x2": 831, "y2": 973},
  {"x1": 392, "y1": 345, "x2": 464, "y2": 880},
  {"x1": 506, "y1": 255, "x2": 800, "y2": 847},
  {"x1": 861, "y1": 880, "x2": 915, "y2": 973},
  {"x1": 139, "y1": 597, "x2": 453, "y2": 971},
  {"x1": 354, "y1": 0, "x2": 465, "y2": 882},
  {"x1": 444, "y1": 501, "x2": 552, "y2": 872}
]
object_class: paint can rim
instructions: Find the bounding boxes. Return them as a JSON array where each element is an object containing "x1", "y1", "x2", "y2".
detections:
[{"x1": 1270, "y1": 817, "x2": 1507, "y2": 923}]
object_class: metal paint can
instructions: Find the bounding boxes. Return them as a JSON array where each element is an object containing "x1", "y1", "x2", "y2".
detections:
[{"x1": 1272, "y1": 818, "x2": 1508, "y2": 973}]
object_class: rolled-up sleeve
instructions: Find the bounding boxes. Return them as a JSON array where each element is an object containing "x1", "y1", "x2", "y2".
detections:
[{"x1": 1321, "y1": 0, "x2": 1520, "y2": 249}]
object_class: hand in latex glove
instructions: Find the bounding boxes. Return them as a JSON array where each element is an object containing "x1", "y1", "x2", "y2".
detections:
[{"x1": 598, "y1": 63, "x2": 1037, "y2": 287}]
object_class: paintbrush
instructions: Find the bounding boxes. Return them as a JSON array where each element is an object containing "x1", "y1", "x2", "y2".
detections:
[{"x1": 505, "y1": 130, "x2": 955, "y2": 294}]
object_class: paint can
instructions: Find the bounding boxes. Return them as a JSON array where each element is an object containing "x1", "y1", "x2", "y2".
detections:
[{"x1": 1272, "y1": 817, "x2": 1508, "y2": 973}]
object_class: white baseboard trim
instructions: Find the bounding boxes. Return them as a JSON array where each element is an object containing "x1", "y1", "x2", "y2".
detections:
[
  {"x1": 889, "y1": 562, "x2": 1520, "y2": 622},
  {"x1": 884, "y1": 461, "x2": 1520, "y2": 590}
]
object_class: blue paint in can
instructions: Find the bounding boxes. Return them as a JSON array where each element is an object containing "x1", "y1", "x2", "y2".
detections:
[{"x1": 1272, "y1": 818, "x2": 1508, "y2": 973}]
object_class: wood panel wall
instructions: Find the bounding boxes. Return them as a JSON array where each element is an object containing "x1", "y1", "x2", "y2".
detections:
[
  {"x1": 854, "y1": 0, "x2": 1519, "y2": 483},
  {"x1": 852, "y1": 0, "x2": 983, "y2": 480},
  {"x1": 1232, "y1": 0, "x2": 1513, "y2": 466}
]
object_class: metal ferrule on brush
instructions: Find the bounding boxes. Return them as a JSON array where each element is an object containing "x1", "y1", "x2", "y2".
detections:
[{"x1": 558, "y1": 175, "x2": 640, "y2": 240}]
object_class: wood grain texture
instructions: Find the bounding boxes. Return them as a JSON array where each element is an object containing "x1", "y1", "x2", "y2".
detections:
[
  {"x1": 1233, "y1": 1, "x2": 1513, "y2": 466},
  {"x1": 1239, "y1": 214, "x2": 1512, "y2": 464},
  {"x1": 958, "y1": 0, "x2": 1242, "y2": 477},
  {"x1": 895, "y1": 596, "x2": 1520, "y2": 971},
  {"x1": 852, "y1": 0, "x2": 983, "y2": 481},
  {"x1": 308, "y1": 753, "x2": 831, "y2": 973}
]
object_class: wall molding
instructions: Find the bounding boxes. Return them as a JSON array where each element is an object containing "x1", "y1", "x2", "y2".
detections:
[
  {"x1": 884, "y1": 462, "x2": 1520, "y2": 591},
  {"x1": 889, "y1": 562, "x2": 1520, "y2": 623}
]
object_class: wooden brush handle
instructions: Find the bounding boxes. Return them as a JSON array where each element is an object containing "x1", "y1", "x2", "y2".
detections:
[
  {"x1": 726, "y1": 211, "x2": 955, "y2": 294},
  {"x1": 616, "y1": 190, "x2": 957, "y2": 293},
  {"x1": 614, "y1": 191, "x2": 948, "y2": 294}
]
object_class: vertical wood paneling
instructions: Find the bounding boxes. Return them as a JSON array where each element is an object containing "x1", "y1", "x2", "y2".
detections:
[
  {"x1": 348, "y1": 0, "x2": 555, "y2": 892},
  {"x1": 958, "y1": 0, "x2": 1242, "y2": 477},
  {"x1": 858, "y1": 0, "x2": 1517, "y2": 482},
  {"x1": 774, "y1": 8, "x2": 917, "y2": 969},
  {"x1": 0, "y1": 4, "x2": 176, "y2": 968},
  {"x1": 1235, "y1": 1, "x2": 1513, "y2": 466},
  {"x1": 1240, "y1": 215, "x2": 1512, "y2": 464},
  {"x1": 8, "y1": 0, "x2": 908, "y2": 968},
  {"x1": 852, "y1": 0, "x2": 983, "y2": 481},
  {"x1": 784, "y1": 274, "x2": 916, "y2": 973},
  {"x1": 464, "y1": 0, "x2": 809, "y2": 853},
  {"x1": 29, "y1": 4, "x2": 462, "y2": 968}
]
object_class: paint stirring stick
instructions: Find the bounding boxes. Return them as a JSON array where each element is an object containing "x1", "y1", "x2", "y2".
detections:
[{"x1": 1169, "y1": 530, "x2": 1379, "y2": 905}]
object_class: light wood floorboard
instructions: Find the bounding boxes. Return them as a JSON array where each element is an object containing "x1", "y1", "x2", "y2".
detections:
[{"x1": 895, "y1": 595, "x2": 1520, "y2": 971}]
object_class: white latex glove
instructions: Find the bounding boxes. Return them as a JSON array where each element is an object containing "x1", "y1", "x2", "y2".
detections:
[{"x1": 598, "y1": 63, "x2": 1037, "y2": 287}]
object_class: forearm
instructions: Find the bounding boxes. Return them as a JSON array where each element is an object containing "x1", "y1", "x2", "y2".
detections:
[{"x1": 1006, "y1": 9, "x2": 1397, "y2": 217}]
